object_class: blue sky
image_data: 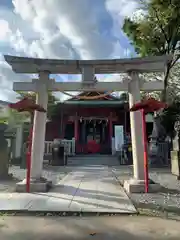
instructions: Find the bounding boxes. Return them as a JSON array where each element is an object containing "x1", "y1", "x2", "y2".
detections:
[{"x1": 0, "y1": 0, "x2": 138, "y2": 102}]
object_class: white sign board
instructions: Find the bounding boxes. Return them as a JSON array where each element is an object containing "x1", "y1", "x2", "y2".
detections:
[
  {"x1": 146, "y1": 114, "x2": 153, "y2": 123},
  {"x1": 114, "y1": 125, "x2": 124, "y2": 151}
]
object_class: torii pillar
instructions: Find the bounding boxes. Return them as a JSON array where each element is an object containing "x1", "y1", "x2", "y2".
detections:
[
  {"x1": 123, "y1": 72, "x2": 146, "y2": 193},
  {"x1": 31, "y1": 72, "x2": 48, "y2": 179},
  {"x1": 16, "y1": 72, "x2": 50, "y2": 192}
]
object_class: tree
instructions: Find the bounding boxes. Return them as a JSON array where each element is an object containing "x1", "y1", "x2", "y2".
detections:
[
  {"x1": 160, "y1": 99, "x2": 180, "y2": 138},
  {"x1": 123, "y1": 0, "x2": 180, "y2": 102},
  {"x1": 119, "y1": 92, "x2": 129, "y2": 101},
  {"x1": 17, "y1": 91, "x2": 59, "y2": 120},
  {"x1": 122, "y1": 0, "x2": 180, "y2": 151},
  {"x1": 0, "y1": 108, "x2": 29, "y2": 126}
]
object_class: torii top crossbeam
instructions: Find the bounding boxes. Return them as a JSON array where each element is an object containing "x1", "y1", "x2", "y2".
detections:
[{"x1": 4, "y1": 55, "x2": 172, "y2": 74}]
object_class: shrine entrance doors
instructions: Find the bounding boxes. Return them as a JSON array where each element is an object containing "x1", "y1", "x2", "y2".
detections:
[{"x1": 78, "y1": 119, "x2": 111, "y2": 154}]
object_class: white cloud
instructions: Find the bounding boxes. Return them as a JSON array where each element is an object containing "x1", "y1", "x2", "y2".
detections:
[
  {"x1": 11, "y1": 0, "x2": 115, "y2": 59},
  {"x1": 0, "y1": 19, "x2": 11, "y2": 41},
  {"x1": 105, "y1": 0, "x2": 138, "y2": 19},
  {"x1": 0, "y1": 0, "x2": 138, "y2": 102}
]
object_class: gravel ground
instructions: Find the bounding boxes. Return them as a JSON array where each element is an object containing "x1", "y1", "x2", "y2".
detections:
[
  {"x1": 113, "y1": 166, "x2": 180, "y2": 217},
  {"x1": 0, "y1": 165, "x2": 71, "y2": 192}
]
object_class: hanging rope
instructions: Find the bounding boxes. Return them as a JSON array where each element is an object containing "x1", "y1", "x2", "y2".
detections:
[{"x1": 62, "y1": 91, "x2": 114, "y2": 100}]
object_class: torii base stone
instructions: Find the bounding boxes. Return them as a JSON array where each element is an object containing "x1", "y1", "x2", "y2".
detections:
[{"x1": 16, "y1": 178, "x2": 52, "y2": 193}]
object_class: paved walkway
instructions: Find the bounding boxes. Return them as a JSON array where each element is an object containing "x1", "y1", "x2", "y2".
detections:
[
  {"x1": 0, "y1": 216, "x2": 180, "y2": 239},
  {"x1": 48, "y1": 166, "x2": 136, "y2": 213},
  {"x1": 0, "y1": 166, "x2": 136, "y2": 213}
]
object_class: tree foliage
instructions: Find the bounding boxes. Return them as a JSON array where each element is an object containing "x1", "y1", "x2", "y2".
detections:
[
  {"x1": 160, "y1": 100, "x2": 180, "y2": 137},
  {"x1": 123, "y1": 0, "x2": 180, "y2": 137},
  {"x1": 0, "y1": 108, "x2": 29, "y2": 126},
  {"x1": 17, "y1": 91, "x2": 59, "y2": 120},
  {"x1": 123, "y1": 0, "x2": 180, "y2": 101}
]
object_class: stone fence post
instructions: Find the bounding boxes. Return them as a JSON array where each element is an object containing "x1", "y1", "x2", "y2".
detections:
[{"x1": 0, "y1": 124, "x2": 9, "y2": 178}]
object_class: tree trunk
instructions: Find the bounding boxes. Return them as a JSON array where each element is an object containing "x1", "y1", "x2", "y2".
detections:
[
  {"x1": 161, "y1": 63, "x2": 171, "y2": 102},
  {"x1": 149, "y1": 64, "x2": 171, "y2": 166}
]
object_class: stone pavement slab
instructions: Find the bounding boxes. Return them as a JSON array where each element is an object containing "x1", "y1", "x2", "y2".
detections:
[{"x1": 0, "y1": 166, "x2": 136, "y2": 213}]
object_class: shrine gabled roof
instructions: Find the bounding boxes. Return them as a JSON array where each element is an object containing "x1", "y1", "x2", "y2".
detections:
[{"x1": 65, "y1": 91, "x2": 120, "y2": 102}]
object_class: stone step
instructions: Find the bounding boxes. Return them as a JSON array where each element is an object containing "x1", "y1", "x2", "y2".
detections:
[{"x1": 67, "y1": 155, "x2": 119, "y2": 166}]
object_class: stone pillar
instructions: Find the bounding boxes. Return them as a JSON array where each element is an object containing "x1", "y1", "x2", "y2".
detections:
[
  {"x1": 14, "y1": 124, "x2": 23, "y2": 164},
  {"x1": 16, "y1": 72, "x2": 51, "y2": 192},
  {"x1": 124, "y1": 72, "x2": 145, "y2": 193},
  {"x1": 0, "y1": 124, "x2": 9, "y2": 179},
  {"x1": 31, "y1": 72, "x2": 49, "y2": 180},
  {"x1": 129, "y1": 73, "x2": 144, "y2": 180}
]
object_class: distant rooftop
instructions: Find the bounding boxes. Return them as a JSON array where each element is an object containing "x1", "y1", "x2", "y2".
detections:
[{"x1": 0, "y1": 100, "x2": 11, "y2": 106}]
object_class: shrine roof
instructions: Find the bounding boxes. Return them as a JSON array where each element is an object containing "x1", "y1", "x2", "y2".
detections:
[
  {"x1": 66, "y1": 91, "x2": 119, "y2": 101},
  {"x1": 0, "y1": 100, "x2": 11, "y2": 106},
  {"x1": 63, "y1": 91, "x2": 127, "y2": 106},
  {"x1": 4, "y1": 55, "x2": 172, "y2": 74}
]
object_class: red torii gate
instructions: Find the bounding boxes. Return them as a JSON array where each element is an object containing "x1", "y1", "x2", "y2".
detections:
[
  {"x1": 9, "y1": 97, "x2": 46, "y2": 192},
  {"x1": 130, "y1": 98, "x2": 167, "y2": 193}
]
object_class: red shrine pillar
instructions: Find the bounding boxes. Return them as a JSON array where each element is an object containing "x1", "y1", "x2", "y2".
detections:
[
  {"x1": 74, "y1": 113, "x2": 79, "y2": 141},
  {"x1": 60, "y1": 116, "x2": 66, "y2": 139},
  {"x1": 109, "y1": 113, "x2": 113, "y2": 140}
]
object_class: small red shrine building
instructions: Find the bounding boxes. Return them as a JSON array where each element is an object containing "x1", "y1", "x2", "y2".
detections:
[{"x1": 45, "y1": 91, "x2": 153, "y2": 154}]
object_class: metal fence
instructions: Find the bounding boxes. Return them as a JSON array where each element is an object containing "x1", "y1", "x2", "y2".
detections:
[
  {"x1": 148, "y1": 141, "x2": 170, "y2": 166},
  {"x1": 23, "y1": 139, "x2": 76, "y2": 157},
  {"x1": 118, "y1": 141, "x2": 171, "y2": 166}
]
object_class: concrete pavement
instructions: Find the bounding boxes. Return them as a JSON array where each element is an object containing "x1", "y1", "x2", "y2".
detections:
[
  {"x1": 0, "y1": 166, "x2": 136, "y2": 213},
  {"x1": 0, "y1": 216, "x2": 179, "y2": 239}
]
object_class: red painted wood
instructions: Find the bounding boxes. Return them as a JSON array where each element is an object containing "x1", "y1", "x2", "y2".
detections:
[
  {"x1": 26, "y1": 126, "x2": 33, "y2": 193},
  {"x1": 74, "y1": 118, "x2": 78, "y2": 141},
  {"x1": 109, "y1": 113, "x2": 113, "y2": 139},
  {"x1": 87, "y1": 140, "x2": 100, "y2": 153},
  {"x1": 130, "y1": 98, "x2": 167, "y2": 113},
  {"x1": 142, "y1": 109, "x2": 149, "y2": 193},
  {"x1": 45, "y1": 107, "x2": 127, "y2": 142}
]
